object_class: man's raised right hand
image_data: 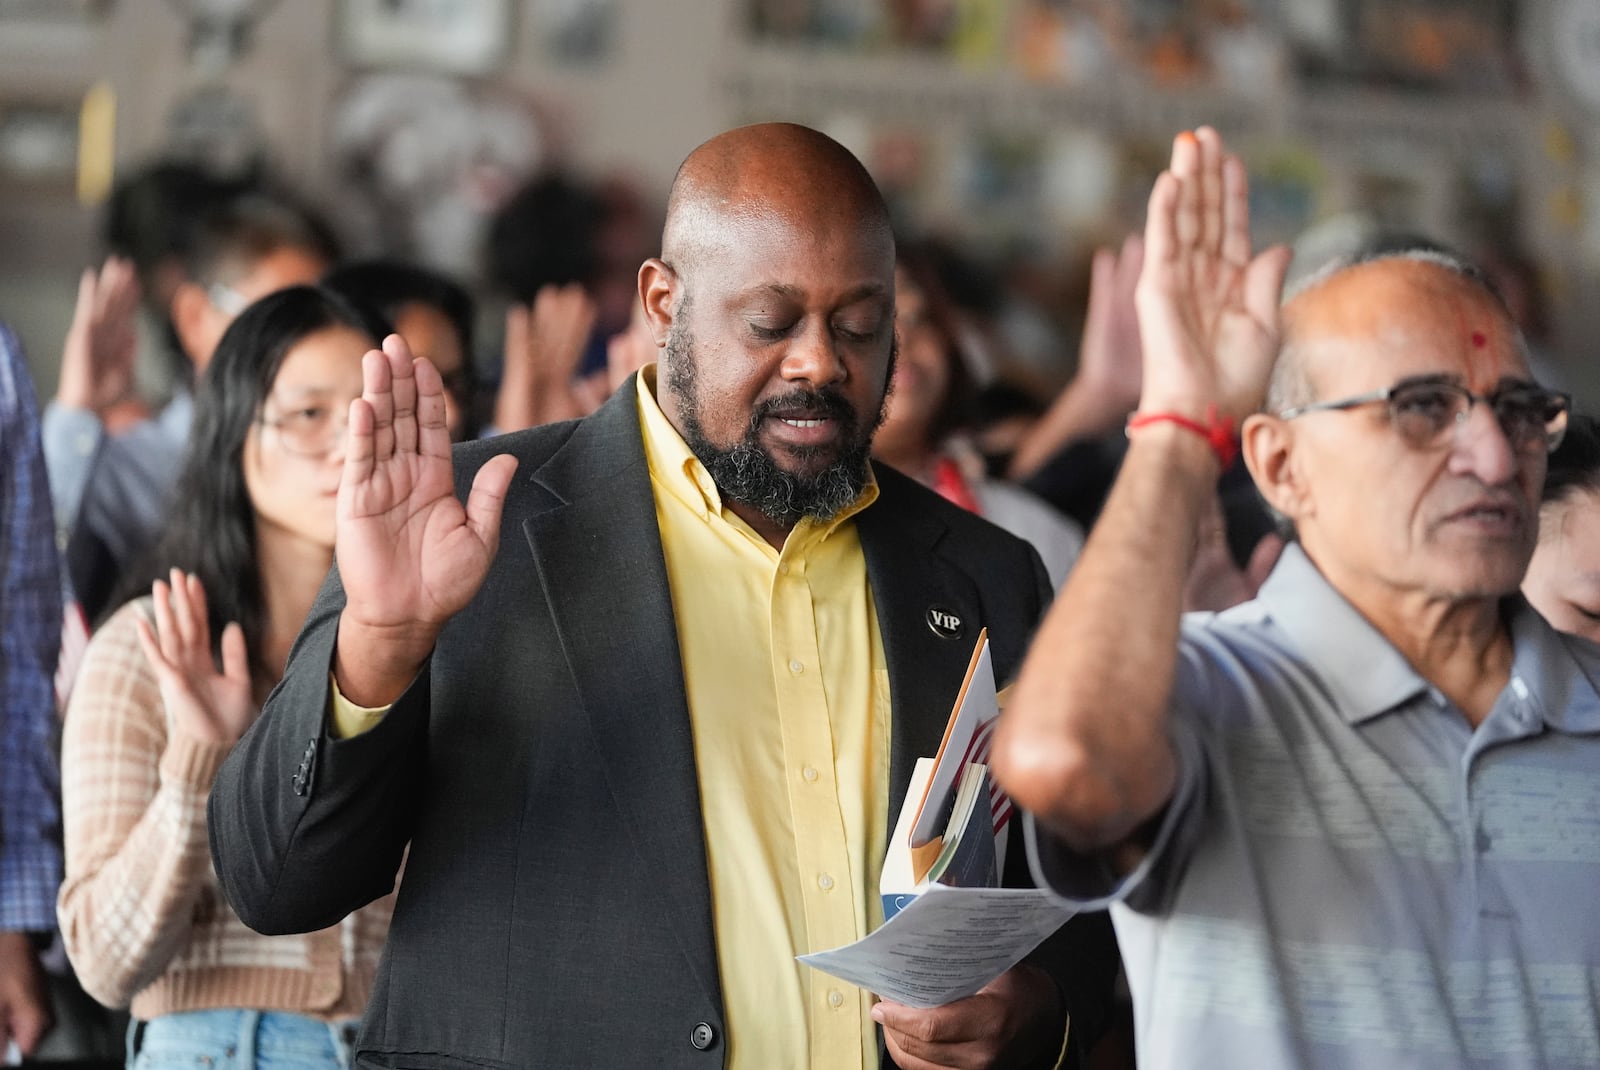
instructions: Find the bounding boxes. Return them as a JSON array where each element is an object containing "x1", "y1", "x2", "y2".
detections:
[{"x1": 334, "y1": 335, "x2": 518, "y2": 706}]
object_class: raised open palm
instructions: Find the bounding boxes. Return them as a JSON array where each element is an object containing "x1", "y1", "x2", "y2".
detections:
[
  {"x1": 1134, "y1": 127, "x2": 1292, "y2": 423},
  {"x1": 337, "y1": 336, "x2": 518, "y2": 647},
  {"x1": 134, "y1": 570, "x2": 254, "y2": 746}
]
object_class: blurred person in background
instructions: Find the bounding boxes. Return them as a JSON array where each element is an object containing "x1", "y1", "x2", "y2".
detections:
[
  {"x1": 323, "y1": 260, "x2": 479, "y2": 441},
  {"x1": 486, "y1": 172, "x2": 659, "y2": 427},
  {"x1": 61, "y1": 196, "x2": 334, "y2": 622},
  {"x1": 873, "y1": 253, "x2": 1084, "y2": 588},
  {"x1": 1523, "y1": 412, "x2": 1600, "y2": 643},
  {"x1": 58, "y1": 287, "x2": 395, "y2": 1069},
  {"x1": 0, "y1": 324, "x2": 62, "y2": 1060}
]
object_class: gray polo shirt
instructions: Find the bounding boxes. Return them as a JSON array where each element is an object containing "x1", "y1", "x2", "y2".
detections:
[{"x1": 1028, "y1": 543, "x2": 1600, "y2": 1069}]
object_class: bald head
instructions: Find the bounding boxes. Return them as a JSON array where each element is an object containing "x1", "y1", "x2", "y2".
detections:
[
  {"x1": 661, "y1": 123, "x2": 892, "y2": 282},
  {"x1": 1269, "y1": 252, "x2": 1527, "y2": 413}
]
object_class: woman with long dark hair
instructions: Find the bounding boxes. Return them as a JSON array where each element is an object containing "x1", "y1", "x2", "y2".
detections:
[
  {"x1": 871, "y1": 256, "x2": 1085, "y2": 588},
  {"x1": 57, "y1": 286, "x2": 396, "y2": 1068}
]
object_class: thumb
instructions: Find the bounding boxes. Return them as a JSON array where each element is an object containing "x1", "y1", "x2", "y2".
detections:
[
  {"x1": 220, "y1": 621, "x2": 249, "y2": 684},
  {"x1": 463, "y1": 453, "x2": 519, "y2": 549},
  {"x1": 1244, "y1": 244, "x2": 1292, "y2": 330}
]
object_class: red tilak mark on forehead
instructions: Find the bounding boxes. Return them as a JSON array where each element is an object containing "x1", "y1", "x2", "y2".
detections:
[{"x1": 1471, "y1": 330, "x2": 1487, "y2": 348}]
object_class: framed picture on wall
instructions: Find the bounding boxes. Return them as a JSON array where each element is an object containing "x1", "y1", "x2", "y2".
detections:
[{"x1": 336, "y1": 0, "x2": 515, "y2": 76}]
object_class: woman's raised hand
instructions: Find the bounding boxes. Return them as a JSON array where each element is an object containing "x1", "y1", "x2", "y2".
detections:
[{"x1": 135, "y1": 570, "x2": 254, "y2": 747}]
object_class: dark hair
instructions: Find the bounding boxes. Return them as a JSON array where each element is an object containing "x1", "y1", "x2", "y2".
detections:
[
  {"x1": 321, "y1": 258, "x2": 477, "y2": 397},
  {"x1": 487, "y1": 173, "x2": 604, "y2": 302},
  {"x1": 895, "y1": 252, "x2": 981, "y2": 449},
  {"x1": 183, "y1": 195, "x2": 339, "y2": 291},
  {"x1": 104, "y1": 161, "x2": 251, "y2": 291},
  {"x1": 121, "y1": 286, "x2": 389, "y2": 681},
  {"x1": 1544, "y1": 413, "x2": 1600, "y2": 506}
]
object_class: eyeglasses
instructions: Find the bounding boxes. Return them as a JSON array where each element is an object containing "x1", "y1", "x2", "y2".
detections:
[
  {"x1": 208, "y1": 283, "x2": 251, "y2": 318},
  {"x1": 1278, "y1": 377, "x2": 1571, "y2": 453},
  {"x1": 258, "y1": 403, "x2": 348, "y2": 457}
]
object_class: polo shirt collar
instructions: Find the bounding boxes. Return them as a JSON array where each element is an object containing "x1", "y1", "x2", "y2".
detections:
[
  {"x1": 1255, "y1": 543, "x2": 1430, "y2": 725},
  {"x1": 1257, "y1": 543, "x2": 1600, "y2": 733}
]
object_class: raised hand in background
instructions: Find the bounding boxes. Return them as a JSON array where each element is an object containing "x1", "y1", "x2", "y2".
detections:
[
  {"x1": 1008, "y1": 234, "x2": 1146, "y2": 480},
  {"x1": 56, "y1": 257, "x2": 141, "y2": 418},
  {"x1": 494, "y1": 283, "x2": 598, "y2": 432}
]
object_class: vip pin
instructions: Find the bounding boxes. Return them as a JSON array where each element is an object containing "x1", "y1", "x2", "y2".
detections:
[{"x1": 926, "y1": 607, "x2": 963, "y2": 639}]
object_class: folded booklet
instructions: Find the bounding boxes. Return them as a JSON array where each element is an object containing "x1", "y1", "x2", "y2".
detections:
[{"x1": 799, "y1": 630, "x2": 1074, "y2": 1007}]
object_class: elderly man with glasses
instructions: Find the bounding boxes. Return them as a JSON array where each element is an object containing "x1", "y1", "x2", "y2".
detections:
[{"x1": 994, "y1": 126, "x2": 1599, "y2": 1070}]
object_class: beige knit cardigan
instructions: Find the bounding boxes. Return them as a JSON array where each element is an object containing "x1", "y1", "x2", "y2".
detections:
[{"x1": 57, "y1": 600, "x2": 394, "y2": 1022}]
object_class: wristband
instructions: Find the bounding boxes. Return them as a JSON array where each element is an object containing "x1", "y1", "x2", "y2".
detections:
[{"x1": 1126, "y1": 406, "x2": 1238, "y2": 470}]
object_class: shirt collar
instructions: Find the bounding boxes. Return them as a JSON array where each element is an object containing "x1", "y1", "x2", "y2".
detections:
[
  {"x1": 1254, "y1": 543, "x2": 1430, "y2": 724},
  {"x1": 633, "y1": 364, "x2": 878, "y2": 542},
  {"x1": 1256, "y1": 542, "x2": 1600, "y2": 732}
]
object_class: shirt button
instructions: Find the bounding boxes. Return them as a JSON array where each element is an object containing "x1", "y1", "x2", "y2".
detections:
[
  {"x1": 828, "y1": 989, "x2": 845, "y2": 1008},
  {"x1": 1511, "y1": 676, "x2": 1529, "y2": 700},
  {"x1": 818, "y1": 873, "x2": 834, "y2": 890},
  {"x1": 778, "y1": 563, "x2": 790, "y2": 575},
  {"x1": 789, "y1": 659, "x2": 804, "y2": 674},
  {"x1": 802, "y1": 765, "x2": 819, "y2": 782}
]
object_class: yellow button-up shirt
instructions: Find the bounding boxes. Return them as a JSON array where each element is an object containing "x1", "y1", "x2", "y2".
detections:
[
  {"x1": 333, "y1": 368, "x2": 893, "y2": 1067},
  {"x1": 638, "y1": 366, "x2": 891, "y2": 1069}
]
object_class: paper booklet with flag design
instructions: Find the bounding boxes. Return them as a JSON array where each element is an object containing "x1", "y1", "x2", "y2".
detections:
[
  {"x1": 797, "y1": 630, "x2": 1075, "y2": 1009},
  {"x1": 878, "y1": 628, "x2": 1010, "y2": 918}
]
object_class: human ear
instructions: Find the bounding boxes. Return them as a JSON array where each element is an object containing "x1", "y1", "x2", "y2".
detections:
[
  {"x1": 1242, "y1": 413, "x2": 1312, "y2": 523},
  {"x1": 637, "y1": 259, "x2": 678, "y2": 347}
]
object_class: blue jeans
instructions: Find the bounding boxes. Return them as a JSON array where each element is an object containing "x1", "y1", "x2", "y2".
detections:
[{"x1": 127, "y1": 1009, "x2": 359, "y2": 1069}]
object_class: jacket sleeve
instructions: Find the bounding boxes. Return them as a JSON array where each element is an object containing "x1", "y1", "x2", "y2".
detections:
[{"x1": 208, "y1": 563, "x2": 427, "y2": 935}]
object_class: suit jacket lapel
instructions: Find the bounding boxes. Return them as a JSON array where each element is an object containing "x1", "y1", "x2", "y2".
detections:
[
  {"x1": 518, "y1": 381, "x2": 723, "y2": 1014},
  {"x1": 857, "y1": 466, "x2": 987, "y2": 830}
]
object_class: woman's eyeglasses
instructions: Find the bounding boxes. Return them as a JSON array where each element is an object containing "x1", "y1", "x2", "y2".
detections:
[{"x1": 258, "y1": 404, "x2": 348, "y2": 457}]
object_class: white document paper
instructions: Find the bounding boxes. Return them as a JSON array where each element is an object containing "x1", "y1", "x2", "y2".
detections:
[{"x1": 798, "y1": 883, "x2": 1075, "y2": 1009}]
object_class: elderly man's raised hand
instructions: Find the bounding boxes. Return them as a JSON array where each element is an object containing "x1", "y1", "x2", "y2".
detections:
[
  {"x1": 1135, "y1": 127, "x2": 1291, "y2": 424},
  {"x1": 335, "y1": 336, "x2": 518, "y2": 705}
]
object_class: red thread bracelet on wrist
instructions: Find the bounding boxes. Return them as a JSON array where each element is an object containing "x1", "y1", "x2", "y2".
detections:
[{"x1": 1126, "y1": 406, "x2": 1238, "y2": 470}]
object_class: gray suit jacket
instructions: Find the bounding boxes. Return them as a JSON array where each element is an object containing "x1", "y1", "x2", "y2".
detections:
[{"x1": 209, "y1": 380, "x2": 1117, "y2": 1069}]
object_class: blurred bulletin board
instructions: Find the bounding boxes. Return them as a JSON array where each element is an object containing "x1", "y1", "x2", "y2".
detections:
[{"x1": 730, "y1": 0, "x2": 1532, "y2": 261}]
